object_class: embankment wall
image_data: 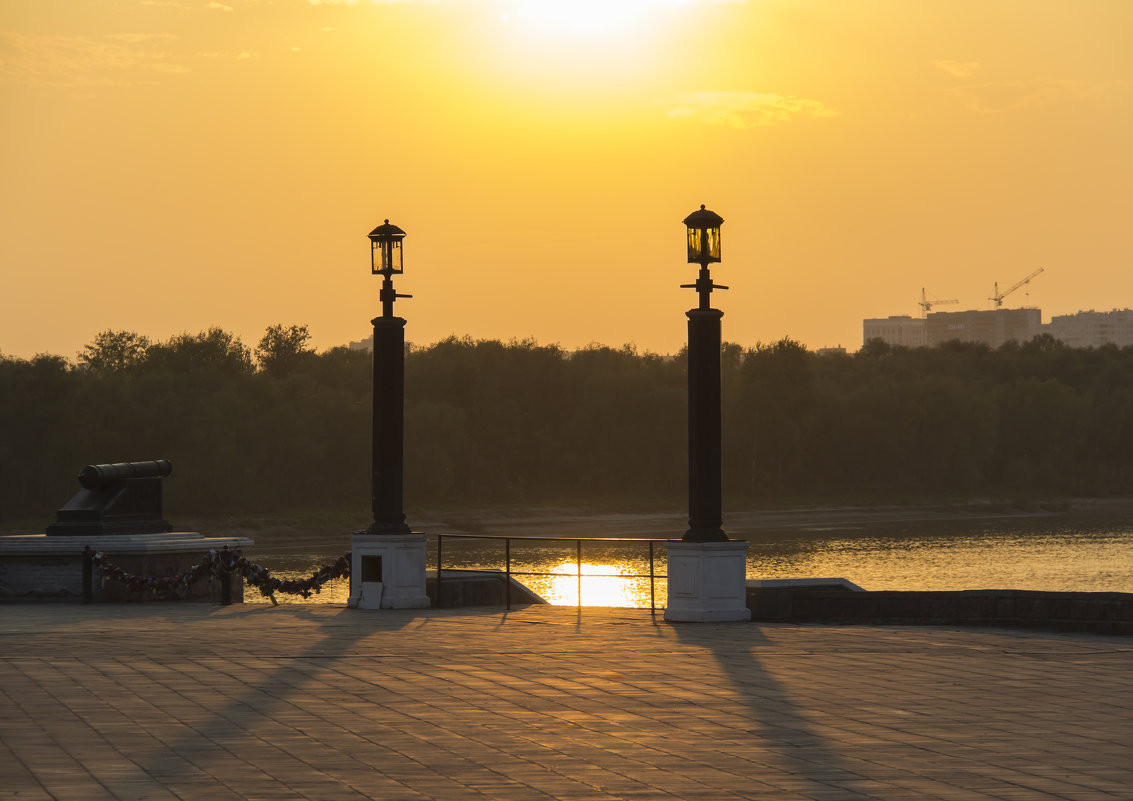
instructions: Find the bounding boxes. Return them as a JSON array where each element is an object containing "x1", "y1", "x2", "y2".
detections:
[{"x1": 746, "y1": 587, "x2": 1133, "y2": 635}]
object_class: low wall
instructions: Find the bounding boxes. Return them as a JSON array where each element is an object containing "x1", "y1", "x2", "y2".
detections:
[
  {"x1": 0, "y1": 532, "x2": 253, "y2": 602},
  {"x1": 747, "y1": 586, "x2": 1133, "y2": 635},
  {"x1": 427, "y1": 570, "x2": 548, "y2": 608}
]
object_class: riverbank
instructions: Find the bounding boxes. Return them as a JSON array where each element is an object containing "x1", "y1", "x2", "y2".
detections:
[
  {"x1": 8, "y1": 497, "x2": 1133, "y2": 553},
  {"x1": 5, "y1": 498, "x2": 1132, "y2": 603},
  {"x1": 149, "y1": 497, "x2": 1133, "y2": 553}
]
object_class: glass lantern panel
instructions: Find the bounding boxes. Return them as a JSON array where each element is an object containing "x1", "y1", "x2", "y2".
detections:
[
  {"x1": 686, "y1": 227, "x2": 703, "y2": 263},
  {"x1": 372, "y1": 239, "x2": 405, "y2": 274},
  {"x1": 371, "y1": 240, "x2": 383, "y2": 274},
  {"x1": 388, "y1": 240, "x2": 403, "y2": 273},
  {"x1": 706, "y1": 227, "x2": 721, "y2": 261}
]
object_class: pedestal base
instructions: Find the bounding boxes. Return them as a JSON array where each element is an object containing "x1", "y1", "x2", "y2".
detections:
[
  {"x1": 348, "y1": 532, "x2": 430, "y2": 609},
  {"x1": 664, "y1": 540, "x2": 752, "y2": 622},
  {"x1": 0, "y1": 532, "x2": 254, "y2": 601}
]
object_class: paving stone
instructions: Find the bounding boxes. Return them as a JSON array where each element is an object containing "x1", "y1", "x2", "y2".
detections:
[{"x1": 0, "y1": 605, "x2": 1130, "y2": 800}]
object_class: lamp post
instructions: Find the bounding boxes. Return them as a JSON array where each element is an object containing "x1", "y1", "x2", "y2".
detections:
[
  {"x1": 680, "y1": 205, "x2": 728, "y2": 542},
  {"x1": 348, "y1": 218, "x2": 430, "y2": 610},
  {"x1": 665, "y1": 204, "x2": 751, "y2": 622},
  {"x1": 367, "y1": 220, "x2": 412, "y2": 535}
]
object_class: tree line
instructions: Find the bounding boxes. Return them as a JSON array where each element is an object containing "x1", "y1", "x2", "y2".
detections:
[{"x1": 3, "y1": 326, "x2": 1132, "y2": 523}]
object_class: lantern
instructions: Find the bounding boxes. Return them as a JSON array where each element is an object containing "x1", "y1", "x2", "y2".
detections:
[
  {"x1": 683, "y1": 205, "x2": 723, "y2": 266},
  {"x1": 368, "y1": 219, "x2": 406, "y2": 275}
]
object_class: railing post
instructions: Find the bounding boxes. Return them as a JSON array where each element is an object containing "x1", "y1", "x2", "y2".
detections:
[
  {"x1": 435, "y1": 535, "x2": 443, "y2": 609},
  {"x1": 505, "y1": 537, "x2": 512, "y2": 611},
  {"x1": 649, "y1": 541, "x2": 656, "y2": 614},
  {"x1": 82, "y1": 546, "x2": 93, "y2": 604},
  {"x1": 576, "y1": 540, "x2": 583, "y2": 609},
  {"x1": 346, "y1": 550, "x2": 352, "y2": 601},
  {"x1": 220, "y1": 547, "x2": 232, "y2": 606}
]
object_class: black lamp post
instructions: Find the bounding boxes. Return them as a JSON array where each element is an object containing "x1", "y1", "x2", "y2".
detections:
[
  {"x1": 680, "y1": 205, "x2": 728, "y2": 542},
  {"x1": 366, "y1": 219, "x2": 412, "y2": 535}
]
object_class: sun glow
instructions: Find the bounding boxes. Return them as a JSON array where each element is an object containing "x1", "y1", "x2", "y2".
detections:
[{"x1": 503, "y1": 0, "x2": 667, "y2": 39}]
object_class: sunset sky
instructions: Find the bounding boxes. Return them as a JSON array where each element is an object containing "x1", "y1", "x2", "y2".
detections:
[{"x1": 2, "y1": 0, "x2": 1131, "y2": 360}]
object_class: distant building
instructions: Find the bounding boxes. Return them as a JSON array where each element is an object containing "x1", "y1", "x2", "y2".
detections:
[
  {"x1": 925, "y1": 308, "x2": 1042, "y2": 349},
  {"x1": 862, "y1": 316, "x2": 926, "y2": 348},
  {"x1": 815, "y1": 346, "x2": 847, "y2": 356},
  {"x1": 1044, "y1": 309, "x2": 1133, "y2": 348},
  {"x1": 349, "y1": 336, "x2": 373, "y2": 352}
]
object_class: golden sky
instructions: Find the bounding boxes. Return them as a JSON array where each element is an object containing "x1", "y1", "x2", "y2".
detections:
[{"x1": 2, "y1": 0, "x2": 1131, "y2": 359}]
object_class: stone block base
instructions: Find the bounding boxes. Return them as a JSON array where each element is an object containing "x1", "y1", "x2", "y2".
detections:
[
  {"x1": 348, "y1": 532, "x2": 431, "y2": 609},
  {"x1": 665, "y1": 540, "x2": 752, "y2": 622}
]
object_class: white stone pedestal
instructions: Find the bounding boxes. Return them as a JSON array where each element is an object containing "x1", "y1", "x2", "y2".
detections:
[
  {"x1": 664, "y1": 540, "x2": 752, "y2": 622},
  {"x1": 348, "y1": 532, "x2": 430, "y2": 609}
]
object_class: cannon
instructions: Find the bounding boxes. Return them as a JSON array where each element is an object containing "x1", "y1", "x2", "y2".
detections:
[
  {"x1": 78, "y1": 459, "x2": 172, "y2": 489},
  {"x1": 46, "y1": 460, "x2": 174, "y2": 537}
]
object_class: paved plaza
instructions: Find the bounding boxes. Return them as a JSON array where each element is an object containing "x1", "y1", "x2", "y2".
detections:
[{"x1": 1, "y1": 602, "x2": 1130, "y2": 800}]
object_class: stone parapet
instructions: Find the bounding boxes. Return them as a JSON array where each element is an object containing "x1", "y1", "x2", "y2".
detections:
[
  {"x1": 747, "y1": 585, "x2": 1133, "y2": 635},
  {"x1": 0, "y1": 532, "x2": 254, "y2": 602}
]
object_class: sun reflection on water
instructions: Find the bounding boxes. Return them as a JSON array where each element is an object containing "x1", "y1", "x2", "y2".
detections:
[
  {"x1": 527, "y1": 559, "x2": 659, "y2": 608},
  {"x1": 244, "y1": 523, "x2": 1133, "y2": 606}
]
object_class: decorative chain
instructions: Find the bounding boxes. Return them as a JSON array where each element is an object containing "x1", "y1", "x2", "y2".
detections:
[{"x1": 83, "y1": 546, "x2": 350, "y2": 605}]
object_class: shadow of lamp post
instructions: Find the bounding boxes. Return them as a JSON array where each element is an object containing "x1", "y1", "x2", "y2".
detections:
[
  {"x1": 665, "y1": 205, "x2": 752, "y2": 622},
  {"x1": 347, "y1": 218, "x2": 430, "y2": 610}
]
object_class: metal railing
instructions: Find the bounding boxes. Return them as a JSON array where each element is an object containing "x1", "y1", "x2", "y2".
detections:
[{"x1": 434, "y1": 534, "x2": 669, "y2": 612}]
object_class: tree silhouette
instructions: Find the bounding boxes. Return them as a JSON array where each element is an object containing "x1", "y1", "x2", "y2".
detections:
[
  {"x1": 78, "y1": 330, "x2": 151, "y2": 372},
  {"x1": 256, "y1": 324, "x2": 315, "y2": 376},
  {"x1": 7, "y1": 329, "x2": 1133, "y2": 523},
  {"x1": 146, "y1": 328, "x2": 253, "y2": 375}
]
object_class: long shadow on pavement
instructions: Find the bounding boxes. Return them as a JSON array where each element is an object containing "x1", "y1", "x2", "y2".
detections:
[
  {"x1": 670, "y1": 621, "x2": 873, "y2": 798},
  {"x1": 6, "y1": 603, "x2": 461, "y2": 798}
]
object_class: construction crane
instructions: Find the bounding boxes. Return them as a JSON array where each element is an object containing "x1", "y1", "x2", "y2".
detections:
[
  {"x1": 989, "y1": 267, "x2": 1044, "y2": 308},
  {"x1": 919, "y1": 288, "x2": 959, "y2": 316}
]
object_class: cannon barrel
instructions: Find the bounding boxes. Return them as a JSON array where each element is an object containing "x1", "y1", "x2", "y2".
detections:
[{"x1": 77, "y1": 460, "x2": 173, "y2": 489}]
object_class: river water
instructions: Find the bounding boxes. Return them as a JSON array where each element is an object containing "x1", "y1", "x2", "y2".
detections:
[{"x1": 243, "y1": 515, "x2": 1133, "y2": 607}]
